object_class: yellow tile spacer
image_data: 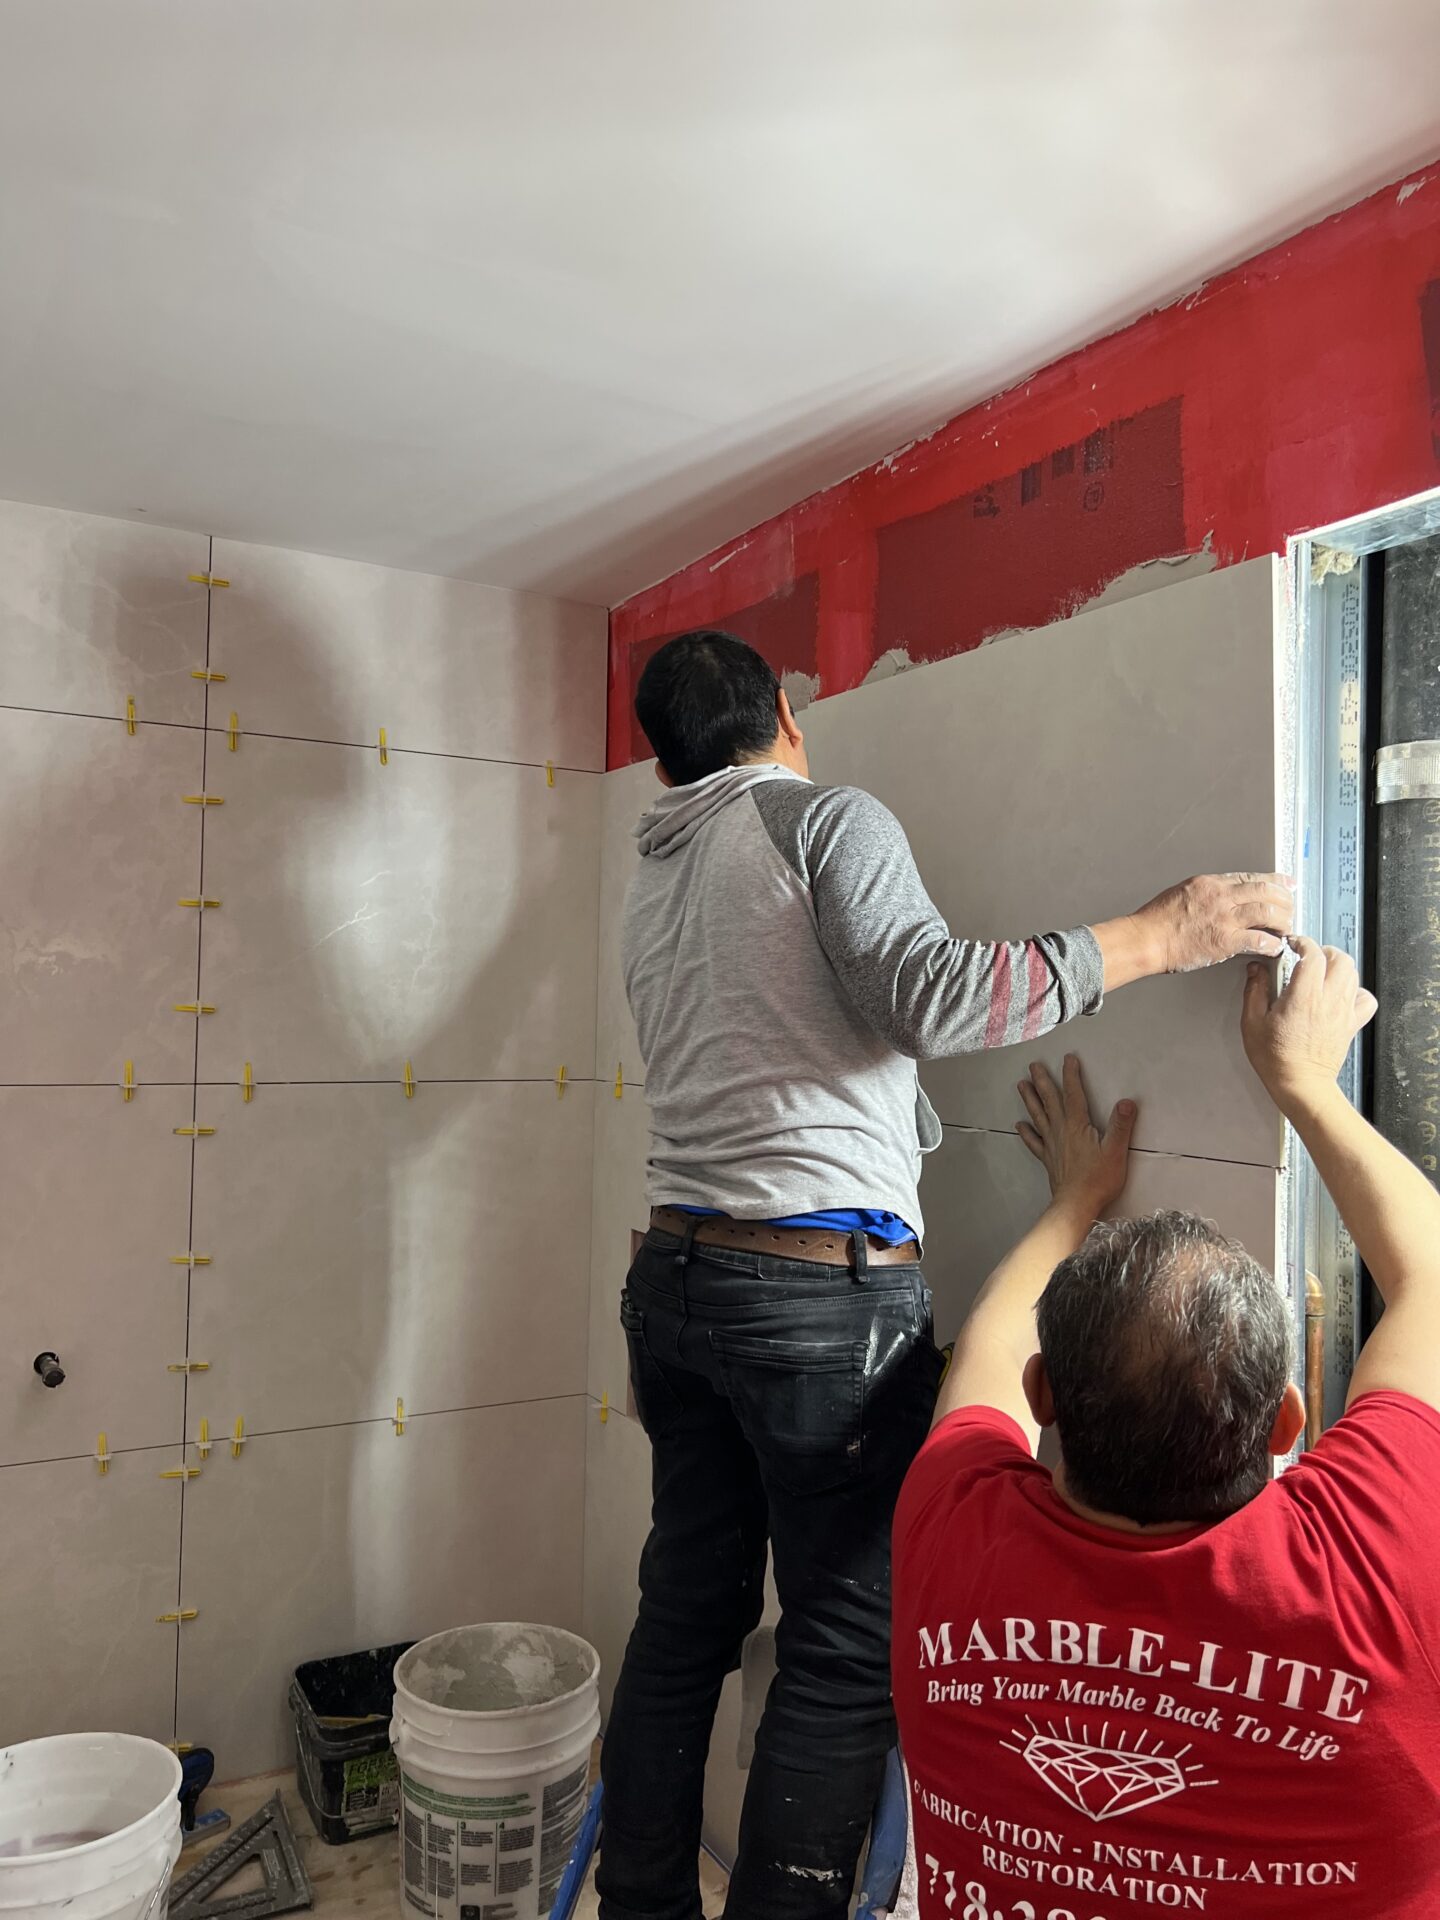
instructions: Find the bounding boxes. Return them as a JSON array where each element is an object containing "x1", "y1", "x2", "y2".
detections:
[
  {"x1": 403, "y1": 1060, "x2": 415, "y2": 1099},
  {"x1": 546, "y1": 761, "x2": 555, "y2": 787},
  {"x1": 599, "y1": 1391, "x2": 609, "y2": 1425},
  {"x1": 393, "y1": 1398, "x2": 406, "y2": 1436},
  {"x1": 95, "y1": 1433, "x2": 111, "y2": 1475},
  {"x1": 167, "y1": 1360, "x2": 211, "y2": 1373},
  {"x1": 157, "y1": 1608, "x2": 199, "y2": 1624},
  {"x1": 167, "y1": 1742, "x2": 196, "y2": 1756},
  {"x1": 187, "y1": 572, "x2": 230, "y2": 588},
  {"x1": 121, "y1": 1061, "x2": 136, "y2": 1103},
  {"x1": 173, "y1": 1126, "x2": 216, "y2": 1138},
  {"x1": 196, "y1": 1418, "x2": 212, "y2": 1459},
  {"x1": 174, "y1": 1003, "x2": 217, "y2": 1016},
  {"x1": 190, "y1": 668, "x2": 228, "y2": 683},
  {"x1": 159, "y1": 1466, "x2": 202, "y2": 1481},
  {"x1": 241, "y1": 1062, "x2": 254, "y2": 1104},
  {"x1": 182, "y1": 793, "x2": 224, "y2": 807},
  {"x1": 227, "y1": 711, "x2": 240, "y2": 753},
  {"x1": 555, "y1": 1064, "x2": 567, "y2": 1099},
  {"x1": 231, "y1": 1417, "x2": 245, "y2": 1459},
  {"x1": 171, "y1": 1252, "x2": 213, "y2": 1268},
  {"x1": 178, "y1": 897, "x2": 222, "y2": 910},
  {"x1": 379, "y1": 727, "x2": 389, "y2": 766},
  {"x1": 126, "y1": 696, "x2": 137, "y2": 736},
  {"x1": 614, "y1": 1063, "x2": 624, "y2": 1100}
]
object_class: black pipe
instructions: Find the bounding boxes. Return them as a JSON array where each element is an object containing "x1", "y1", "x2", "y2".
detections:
[{"x1": 1374, "y1": 529, "x2": 1440, "y2": 1194}]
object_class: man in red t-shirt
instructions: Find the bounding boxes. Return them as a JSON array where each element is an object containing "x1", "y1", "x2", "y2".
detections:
[{"x1": 893, "y1": 940, "x2": 1440, "y2": 1918}]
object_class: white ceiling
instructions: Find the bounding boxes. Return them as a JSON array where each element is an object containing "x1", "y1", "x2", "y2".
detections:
[{"x1": 2, "y1": 2, "x2": 1438, "y2": 608}]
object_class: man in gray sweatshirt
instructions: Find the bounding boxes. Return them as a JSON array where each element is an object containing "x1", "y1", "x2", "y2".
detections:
[{"x1": 596, "y1": 631, "x2": 1294, "y2": 1920}]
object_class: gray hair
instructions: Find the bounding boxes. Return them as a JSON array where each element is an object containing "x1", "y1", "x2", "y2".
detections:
[{"x1": 1036, "y1": 1210, "x2": 1291, "y2": 1526}]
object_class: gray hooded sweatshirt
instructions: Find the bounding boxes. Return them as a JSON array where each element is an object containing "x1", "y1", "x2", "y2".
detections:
[{"x1": 621, "y1": 764, "x2": 1103, "y2": 1242}]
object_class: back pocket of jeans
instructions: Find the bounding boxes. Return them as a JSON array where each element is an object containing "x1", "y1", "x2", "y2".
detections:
[{"x1": 710, "y1": 1332, "x2": 866, "y2": 1496}]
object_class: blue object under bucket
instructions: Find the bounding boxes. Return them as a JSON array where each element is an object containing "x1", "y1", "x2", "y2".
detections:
[{"x1": 549, "y1": 1780, "x2": 603, "y2": 1919}]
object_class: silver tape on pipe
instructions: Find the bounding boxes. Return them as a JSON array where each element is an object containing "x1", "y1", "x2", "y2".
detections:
[{"x1": 1376, "y1": 740, "x2": 1440, "y2": 804}]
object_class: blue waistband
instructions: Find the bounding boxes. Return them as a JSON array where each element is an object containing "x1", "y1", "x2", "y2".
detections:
[{"x1": 673, "y1": 1206, "x2": 918, "y2": 1245}]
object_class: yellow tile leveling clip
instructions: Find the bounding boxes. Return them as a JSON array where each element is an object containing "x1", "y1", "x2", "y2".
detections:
[
  {"x1": 126, "y1": 696, "x2": 137, "y2": 736},
  {"x1": 187, "y1": 572, "x2": 229, "y2": 588},
  {"x1": 121, "y1": 1061, "x2": 136, "y2": 1103}
]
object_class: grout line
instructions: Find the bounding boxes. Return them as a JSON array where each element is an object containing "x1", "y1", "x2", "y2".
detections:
[
  {"x1": 936, "y1": 1119, "x2": 1277, "y2": 1173},
  {"x1": 0, "y1": 702, "x2": 602, "y2": 777},
  {"x1": 0, "y1": 1393, "x2": 590, "y2": 1475},
  {"x1": 0, "y1": 1076, "x2": 614, "y2": 1090}
]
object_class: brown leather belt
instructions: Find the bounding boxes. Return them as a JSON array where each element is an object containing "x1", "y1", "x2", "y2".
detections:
[{"x1": 649, "y1": 1206, "x2": 919, "y2": 1268}]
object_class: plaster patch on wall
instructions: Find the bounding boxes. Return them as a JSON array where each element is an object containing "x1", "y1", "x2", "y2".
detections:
[
  {"x1": 1072, "y1": 537, "x2": 1218, "y2": 614},
  {"x1": 862, "y1": 648, "x2": 918, "y2": 686},
  {"x1": 781, "y1": 669, "x2": 821, "y2": 711},
  {"x1": 1398, "y1": 175, "x2": 1431, "y2": 206}
]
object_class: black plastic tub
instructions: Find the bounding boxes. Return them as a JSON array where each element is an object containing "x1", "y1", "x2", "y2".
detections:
[{"x1": 290, "y1": 1640, "x2": 414, "y2": 1844}]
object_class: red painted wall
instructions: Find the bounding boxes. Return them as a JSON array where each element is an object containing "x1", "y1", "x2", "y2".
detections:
[{"x1": 609, "y1": 165, "x2": 1440, "y2": 770}]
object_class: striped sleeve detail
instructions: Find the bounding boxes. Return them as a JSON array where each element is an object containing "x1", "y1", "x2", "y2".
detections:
[
  {"x1": 1022, "y1": 940, "x2": 1053, "y2": 1042},
  {"x1": 984, "y1": 946, "x2": 1013, "y2": 1049}
]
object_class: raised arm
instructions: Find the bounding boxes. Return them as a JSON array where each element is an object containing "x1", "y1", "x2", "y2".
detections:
[
  {"x1": 1240, "y1": 941, "x2": 1440, "y2": 1412},
  {"x1": 933, "y1": 1056, "x2": 1136, "y2": 1442},
  {"x1": 801, "y1": 786, "x2": 1294, "y2": 1059}
]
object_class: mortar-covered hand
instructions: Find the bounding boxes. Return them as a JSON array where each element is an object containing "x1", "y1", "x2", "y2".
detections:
[
  {"x1": 1241, "y1": 937, "x2": 1377, "y2": 1109},
  {"x1": 1016, "y1": 1054, "x2": 1137, "y2": 1216}
]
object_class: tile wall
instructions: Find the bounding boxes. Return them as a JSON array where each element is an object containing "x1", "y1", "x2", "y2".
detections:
[{"x1": 0, "y1": 500, "x2": 606, "y2": 1774}]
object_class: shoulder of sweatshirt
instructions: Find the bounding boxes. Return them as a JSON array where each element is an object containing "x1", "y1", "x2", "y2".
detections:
[{"x1": 749, "y1": 780, "x2": 904, "y2": 886}]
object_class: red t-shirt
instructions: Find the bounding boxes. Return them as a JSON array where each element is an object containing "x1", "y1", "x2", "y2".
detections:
[{"x1": 892, "y1": 1392, "x2": 1440, "y2": 1919}]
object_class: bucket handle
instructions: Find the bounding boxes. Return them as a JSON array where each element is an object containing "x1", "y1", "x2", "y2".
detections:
[{"x1": 138, "y1": 1866, "x2": 174, "y2": 1920}]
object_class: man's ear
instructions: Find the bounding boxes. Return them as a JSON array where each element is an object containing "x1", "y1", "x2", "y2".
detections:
[
  {"x1": 1269, "y1": 1381, "x2": 1306, "y2": 1457},
  {"x1": 776, "y1": 688, "x2": 804, "y2": 751},
  {"x1": 1023, "y1": 1353, "x2": 1056, "y2": 1428},
  {"x1": 654, "y1": 759, "x2": 674, "y2": 789}
]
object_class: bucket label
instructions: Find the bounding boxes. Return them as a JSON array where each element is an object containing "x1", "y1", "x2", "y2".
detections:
[
  {"x1": 400, "y1": 1760, "x2": 590, "y2": 1920},
  {"x1": 342, "y1": 1750, "x2": 400, "y2": 1828}
]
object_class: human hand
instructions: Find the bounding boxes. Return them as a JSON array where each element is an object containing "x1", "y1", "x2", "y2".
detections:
[
  {"x1": 1016, "y1": 1055, "x2": 1137, "y2": 1215},
  {"x1": 1241, "y1": 937, "x2": 1377, "y2": 1109},
  {"x1": 1132, "y1": 872, "x2": 1296, "y2": 974}
]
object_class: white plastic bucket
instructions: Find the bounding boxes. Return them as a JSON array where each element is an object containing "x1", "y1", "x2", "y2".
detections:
[
  {"x1": 391, "y1": 1623, "x2": 600, "y2": 1920},
  {"x1": 0, "y1": 1733, "x2": 182, "y2": 1920}
]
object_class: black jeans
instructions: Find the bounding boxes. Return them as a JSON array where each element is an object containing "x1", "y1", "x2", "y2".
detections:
[{"x1": 596, "y1": 1225, "x2": 942, "y2": 1920}]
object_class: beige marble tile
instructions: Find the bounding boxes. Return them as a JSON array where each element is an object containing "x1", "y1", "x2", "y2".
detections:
[
  {"x1": 593, "y1": 759, "x2": 652, "y2": 1085},
  {"x1": 0, "y1": 499, "x2": 210, "y2": 726},
  {"x1": 0, "y1": 709, "x2": 204, "y2": 1083},
  {"x1": 0, "y1": 1445, "x2": 182, "y2": 1745},
  {"x1": 587, "y1": 1083, "x2": 651, "y2": 1408},
  {"x1": 176, "y1": 1397, "x2": 587, "y2": 1777},
  {"x1": 193, "y1": 731, "x2": 599, "y2": 1085},
  {"x1": 208, "y1": 539, "x2": 607, "y2": 769},
  {"x1": 187, "y1": 1081, "x2": 592, "y2": 1433},
  {"x1": 0, "y1": 1086, "x2": 193, "y2": 1465},
  {"x1": 801, "y1": 559, "x2": 1285, "y2": 1168},
  {"x1": 920, "y1": 1122, "x2": 1283, "y2": 1344}
]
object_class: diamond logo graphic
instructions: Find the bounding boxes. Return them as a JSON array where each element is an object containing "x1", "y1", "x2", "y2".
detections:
[{"x1": 1001, "y1": 1718, "x2": 1218, "y2": 1823}]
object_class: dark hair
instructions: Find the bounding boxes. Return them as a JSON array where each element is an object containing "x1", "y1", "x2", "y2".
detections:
[
  {"x1": 634, "y1": 630, "x2": 781, "y2": 785},
  {"x1": 1036, "y1": 1210, "x2": 1290, "y2": 1527}
]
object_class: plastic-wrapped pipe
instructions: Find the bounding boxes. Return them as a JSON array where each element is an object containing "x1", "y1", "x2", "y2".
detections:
[{"x1": 1374, "y1": 531, "x2": 1440, "y2": 1193}]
